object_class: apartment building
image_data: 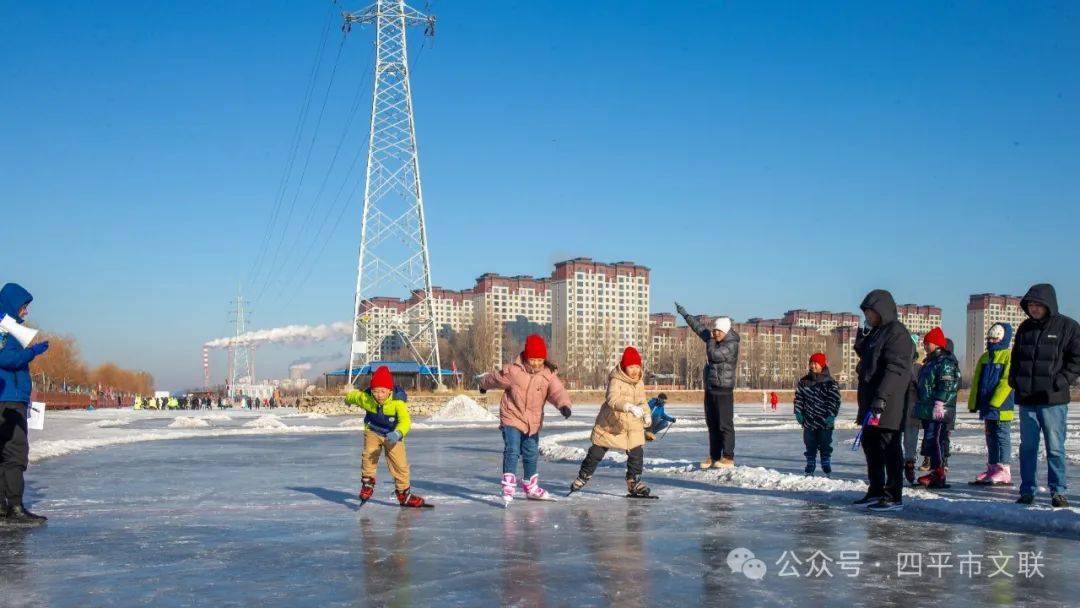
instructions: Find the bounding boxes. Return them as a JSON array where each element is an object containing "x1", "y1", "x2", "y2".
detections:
[{"x1": 897, "y1": 304, "x2": 943, "y2": 337}]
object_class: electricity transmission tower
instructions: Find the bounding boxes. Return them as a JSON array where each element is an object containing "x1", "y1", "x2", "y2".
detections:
[
  {"x1": 227, "y1": 289, "x2": 255, "y2": 391},
  {"x1": 342, "y1": 0, "x2": 442, "y2": 387}
]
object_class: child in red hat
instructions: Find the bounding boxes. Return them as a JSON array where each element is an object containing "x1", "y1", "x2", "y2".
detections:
[
  {"x1": 794, "y1": 353, "x2": 842, "y2": 477},
  {"x1": 569, "y1": 346, "x2": 656, "y2": 498},
  {"x1": 345, "y1": 365, "x2": 430, "y2": 507},
  {"x1": 480, "y1": 334, "x2": 572, "y2": 507},
  {"x1": 914, "y1": 328, "x2": 961, "y2": 488}
]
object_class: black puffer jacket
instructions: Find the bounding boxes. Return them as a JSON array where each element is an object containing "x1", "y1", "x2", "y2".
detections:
[
  {"x1": 678, "y1": 307, "x2": 740, "y2": 391},
  {"x1": 1009, "y1": 284, "x2": 1080, "y2": 406},
  {"x1": 854, "y1": 289, "x2": 914, "y2": 431}
]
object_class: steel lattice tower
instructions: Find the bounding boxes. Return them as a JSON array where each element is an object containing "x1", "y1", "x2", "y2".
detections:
[
  {"x1": 227, "y1": 289, "x2": 254, "y2": 389},
  {"x1": 343, "y1": 0, "x2": 441, "y2": 387}
]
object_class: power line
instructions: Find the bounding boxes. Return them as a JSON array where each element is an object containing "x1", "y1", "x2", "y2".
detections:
[{"x1": 246, "y1": 2, "x2": 337, "y2": 295}]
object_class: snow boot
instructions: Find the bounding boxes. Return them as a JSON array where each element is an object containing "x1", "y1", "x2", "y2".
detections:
[
  {"x1": 804, "y1": 459, "x2": 816, "y2": 476},
  {"x1": 904, "y1": 461, "x2": 916, "y2": 486},
  {"x1": 700, "y1": 457, "x2": 714, "y2": 469},
  {"x1": 358, "y1": 477, "x2": 376, "y2": 505},
  {"x1": 501, "y1": 473, "x2": 516, "y2": 508},
  {"x1": 821, "y1": 459, "x2": 832, "y2": 478},
  {"x1": 918, "y1": 468, "x2": 948, "y2": 489},
  {"x1": 988, "y1": 464, "x2": 1012, "y2": 486},
  {"x1": 626, "y1": 476, "x2": 657, "y2": 499},
  {"x1": 395, "y1": 487, "x2": 431, "y2": 508},
  {"x1": 521, "y1": 474, "x2": 556, "y2": 501},
  {"x1": 714, "y1": 457, "x2": 735, "y2": 469},
  {"x1": 567, "y1": 474, "x2": 590, "y2": 497},
  {"x1": 969, "y1": 464, "x2": 994, "y2": 485},
  {"x1": 1051, "y1": 494, "x2": 1070, "y2": 509},
  {"x1": 4, "y1": 504, "x2": 46, "y2": 525},
  {"x1": 919, "y1": 456, "x2": 931, "y2": 471}
]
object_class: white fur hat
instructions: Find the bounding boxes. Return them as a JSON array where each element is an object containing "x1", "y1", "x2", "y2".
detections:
[
  {"x1": 714, "y1": 317, "x2": 732, "y2": 333},
  {"x1": 987, "y1": 324, "x2": 1006, "y2": 341}
]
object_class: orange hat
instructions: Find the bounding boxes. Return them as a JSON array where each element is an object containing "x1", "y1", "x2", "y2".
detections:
[
  {"x1": 620, "y1": 346, "x2": 642, "y2": 371},
  {"x1": 370, "y1": 365, "x2": 394, "y2": 391},
  {"x1": 923, "y1": 327, "x2": 947, "y2": 349}
]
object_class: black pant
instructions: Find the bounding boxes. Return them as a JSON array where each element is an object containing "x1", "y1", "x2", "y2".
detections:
[
  {"x1": 0, "y1": 403, "x2": 29, "y2": 505},
  {"x1": 578, "y1": 444, "x2": 644, "y2": 480},
  {"x1": 862, "y1": 426, "x2": 904, "y2": 501},
  {"x1": 704, "y1": 389, "x2": 735, "y2": 460}
]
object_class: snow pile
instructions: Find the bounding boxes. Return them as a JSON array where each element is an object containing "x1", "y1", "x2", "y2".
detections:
[
  {"x1": 90, "y1": 418, "x2": 131, "y2": 429},
  {"x1": 202, "y1": 413, "x2": 233, "y2": 422},
  {"x1": 168, "y1": 417, "x2": 211, "y2": 429},
  {"x1": 338, "y1": 418, "x2": 367, "y2": 428},
  {"x1": 243, "y1": 415, "x2": 287, "y2": 429},
  {"x1": 539, "y1": 428, "x2": 1080, "y2": 536},
  {"x1": 427, "y1": 395, "x2": 497, "y2": 423}
]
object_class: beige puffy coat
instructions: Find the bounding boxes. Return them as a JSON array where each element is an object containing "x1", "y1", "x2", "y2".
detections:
[{"x1": 590, "y1": 366, "x2": 650, "y2": 451}]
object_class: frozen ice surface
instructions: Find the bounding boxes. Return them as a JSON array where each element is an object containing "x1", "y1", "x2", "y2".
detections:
[{"x1": 1, "y1": 405, "x2": 1078, "y2": 607}]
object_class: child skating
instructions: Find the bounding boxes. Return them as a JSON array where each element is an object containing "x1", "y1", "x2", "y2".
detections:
[
  {"x1": 793, "y1": 353, "x2": 841, "y2": 477},
  {"x1": 345, "y1": 365, "x2": 430, "y2": 508},
  {"x1": 645, "y1": 393, "x2": 677, "y2": 441},
  {"x1": 480, "y1": 334, "x2": 572, "y2": 507},
  {"x1": 569, "y1": 347, "x2": 656, "y2": 499}
]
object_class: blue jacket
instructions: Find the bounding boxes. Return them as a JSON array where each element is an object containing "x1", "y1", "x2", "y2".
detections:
[
  {"x1": 0, "y1": 283, "x2": 35, "y2": 405},
  {"x1": 969, "y1": 323, "x2": 1015, "y2": 421},
  {"x1": 647, "y1": 398, "x2": 676, "y2": 424}
]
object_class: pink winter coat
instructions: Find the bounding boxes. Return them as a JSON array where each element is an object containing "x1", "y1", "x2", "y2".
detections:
[{"x1": 480, "y1": 357, "x2": 572, "y2": 436}]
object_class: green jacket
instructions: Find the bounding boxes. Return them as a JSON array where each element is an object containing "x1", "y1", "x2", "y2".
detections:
[
  {"x1": 914, "y1": 348, "x2": 960, "y2": 420},
  {"x1": 345, "y1": 390, "x2": 411, "y2": 437}
]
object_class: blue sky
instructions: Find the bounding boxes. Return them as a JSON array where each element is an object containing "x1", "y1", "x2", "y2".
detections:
[{"x1": 3, "y1": 1, "x2": 1078, "y2": 389}]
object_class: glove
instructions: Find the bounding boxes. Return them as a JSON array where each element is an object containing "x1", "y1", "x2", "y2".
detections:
[
  {"x1": 29, "y1": 341, "x2": 49, "y2": 357},
  {"x1": 627, "y1": 405, "x2": 644, "y2": 418},
  {"x1": 932, "y1": 401, "x2": 945, "y2": 421},
  {"x1": 795, "y1": 412, "x2": 805, "y2": 426},
  {"x1": 559, "y1": 406, "x2": 572, "y2": 419},
  {"x1": 385, "y1": 430, "x2": 403, "y2": 443},
  {"x1": 870, "y1": 398, "x2": 886, "y2": 416},
  {"x1": 669, "y1": 416, "x2": 677, "y2": 424}
]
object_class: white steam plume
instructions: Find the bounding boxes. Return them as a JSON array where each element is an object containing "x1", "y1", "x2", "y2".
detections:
[{"x1": 205, "y1": 321, "x2": 351, "y2": 349}]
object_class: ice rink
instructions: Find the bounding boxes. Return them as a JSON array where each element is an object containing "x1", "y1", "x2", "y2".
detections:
[{"x1": 1, "y1": 404, "x2": 1077, "y2": 607}]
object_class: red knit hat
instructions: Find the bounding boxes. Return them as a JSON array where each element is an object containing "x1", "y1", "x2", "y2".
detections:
[
  {"x1": 809, "y1": 352, "x2": 828, "y2": 368},
  {"x1": 620, "y1": 346, "x2": 642, "y2": 371},
  {"x1": 370, "y1": 365, "x2": 394, "y2": 391},
  {"x1": 523, "y1": 334, "x2": 547, "y2": 360},
  {"x1": 923, "y1": 327, "x2": 947, "y2": 349}
]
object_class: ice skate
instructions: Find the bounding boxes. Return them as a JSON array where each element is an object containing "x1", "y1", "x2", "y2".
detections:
[
  {"x1": 521, "y1": 474, "x2": 556, "y2": 501},
  {"x1": 626, "y1": 476, "x2": 658, "y2": 500},
  {"x1": 566, "y1": 474, "x2": 590, "y2": 497},
  {"x1": 821, "y1": 459, "x2": 832, "y2": 478},
  {"x1": 501, "y1": 473, "x2": 516, "y2": 508},
  {"x1": 395, "y1": 487, "x2": 432, "y2": 508},
  {"x1": 358, "y1": 477, "x2": 376, "y2": 506}
]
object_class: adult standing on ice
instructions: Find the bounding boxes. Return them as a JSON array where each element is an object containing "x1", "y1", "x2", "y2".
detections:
[
  {"x1": 968, "y1": 323, "x2": 1015, "y2": 486},
  {"x1": 1009, "y1": 283, "x2": 1080, "y2": 508},
  {"x1": 852, "y1": 289, "x2": 914, "y2": 512},
  {"x1": 675, "y1": 302, "x2": 740, "y2": 468},
  {"x1": 0, "y1": 283, "x2": 50, "y2": 524},
  {"x1": 480, "y1": 334, "x2": 572, "y2": 507},
  {"x1": 569, "y1": 347, "x2": 655, "y2": 498}
]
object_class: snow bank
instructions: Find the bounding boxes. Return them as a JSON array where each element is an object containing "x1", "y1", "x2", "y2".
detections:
[
  {"x1": 338, "y1": 418, "x2": 367, "y2": 428},
  {"x1": 89, "y1": 418, "x2": 132, "y2": 429},
  {"x1": 243, "y1": 416, "x2": 287, "y2": 429},
  {"x1": 539, "y1": 429, "x2": 1080, "y2": 537},
  {"x1": 168, "y1": 417, "x2": 211, "y2": 429},
  {"x1": 427, "y1": 395, "x2": 497, "y2": 423}
]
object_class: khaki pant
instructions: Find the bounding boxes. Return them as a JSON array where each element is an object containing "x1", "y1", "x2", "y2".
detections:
[{"x1": 362, "y1": 430, "x2": 411, "y2": 491}]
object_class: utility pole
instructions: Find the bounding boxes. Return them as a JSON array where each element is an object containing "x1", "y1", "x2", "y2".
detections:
[{"x1": 342, "y1": 0, "x2": 442, "y2": 388}]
